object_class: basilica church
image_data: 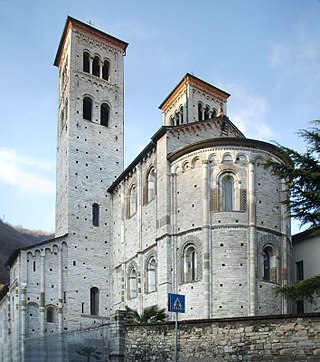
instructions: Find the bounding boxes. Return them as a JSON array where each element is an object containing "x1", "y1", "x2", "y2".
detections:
[{"x1": 0, "y1": 16, "x2": 292, "y2": 360}]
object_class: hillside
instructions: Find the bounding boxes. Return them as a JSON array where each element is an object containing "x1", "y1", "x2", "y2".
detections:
[{"x1": 0, "y1": 219, "x2": 54, "y2": 284}]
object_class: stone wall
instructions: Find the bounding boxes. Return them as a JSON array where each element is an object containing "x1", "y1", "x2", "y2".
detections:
[
  {"x1": 111, "y1": 141, "x2": 290, "y2": 320},
  {"x1": 123, "y1": 313, "x2": 320, "y2": 361},
  {"x1": 53, "y1": 17, "x2": 126, "y2": 331}
]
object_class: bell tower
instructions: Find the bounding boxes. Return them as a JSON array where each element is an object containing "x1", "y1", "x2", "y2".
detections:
[
  {"x1": 54, "y1": 16, "x2": 127, "y2": 236},
  {"x1": 159, "y1": 73, "x2": 230, "y2": 127},
  {"x1": 53, "y1": 17, "x2": 128, "y2": 327}
]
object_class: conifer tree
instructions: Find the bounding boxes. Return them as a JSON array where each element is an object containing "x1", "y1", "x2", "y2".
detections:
[
  {"x1": 267, "y1": 120, "x2": 320, "y2": 233},
  {"x1": 269, "y1": 121, "x2": 320, "y2": 305}
]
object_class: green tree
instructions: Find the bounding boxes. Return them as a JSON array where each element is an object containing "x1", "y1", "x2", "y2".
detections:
[
  {"x1": 125, "y1": 305, "x2": 167, "y2": 323},
  {"x1": 266, "y1": 120, "x2": 320, "y2": 233},
  {"x1": 76, "y1": 346, "x2": 102, "y2": 362},
  {"x1": 268, "y1": 121, "x2": 320, "y2": 305},
  {"x1": 275, "y1": 275, "x2": 320, "y2": 307}
]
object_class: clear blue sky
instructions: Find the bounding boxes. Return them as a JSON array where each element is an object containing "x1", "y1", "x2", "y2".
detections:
[{"x1": 0, "y1": 0, "x2": 319, "y2": 233}]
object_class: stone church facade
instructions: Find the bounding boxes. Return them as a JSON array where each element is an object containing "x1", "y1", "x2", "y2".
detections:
[{"x1": 0, "y1": 17, "x2": 291, "y2": 361}]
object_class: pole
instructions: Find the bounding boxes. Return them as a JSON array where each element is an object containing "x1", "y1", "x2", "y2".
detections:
[{"x1": 175, "y1": 312, "x2": 178, "y2": 362}]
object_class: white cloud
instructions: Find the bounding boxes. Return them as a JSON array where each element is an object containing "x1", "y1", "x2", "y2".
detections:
[
  {"x1": 270, "y1": 25, "x2": 320, "y2": 79},
  {"x1": 222, "y1": 83, "x2": 274, "y2": 141},
  {"x1": 270, "y1": 43, "x2": 290, "y2": 70},
  {"x1": 0, "y1": 147, "x2": 55, "y2": 194},
  {"x1": 0, "y1": 147, "x2": 54, "y2": 171}
]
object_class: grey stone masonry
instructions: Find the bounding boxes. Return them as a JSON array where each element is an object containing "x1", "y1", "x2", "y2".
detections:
[
  {"x1": 0, "y1": 16, "x2": 295, "y2": 362},
  {"x1": 52, "y1": 17, "x2": 128, "y2": 331},
  {"x1": 124, "y1": 313, "x2": 320, "y2": 361}
]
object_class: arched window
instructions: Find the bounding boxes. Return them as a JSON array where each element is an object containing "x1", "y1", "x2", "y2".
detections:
[
  {"x1": 198, "y1": 103, "x2": 203, "y2": 121},
  {"x1": 204, "y1": 106, "x2": 210, "y2": 120},
  {"x1": 92, "y1": 203, "x2": 99, "y2": 226},
  {"x1": 180, "y1": 106, "x2": 184, "y2": 124},
  {"x1": 83, "y1": 97, "x2": 92, "y2": 121},
  {"x1": 83, "y1": 52, "x2": 90, "y2": 73},
  {"x1": 263, "y1": 250, "x2": 270, "y2": 281},
  {"x1": 262, "y1": 246, "x2": 278, "y2": 283},
  {"x1": 102, "y1": 60, "x2": 110, "y2": 81},
  {"x1": 175, "y1": 112, "x2": 179, "y2": 126},
  {"x1": 129, "y1": 268, "x2": 137, "y2": 299},
  {"x1": 218, "y1": 173, "x2": 236, "y2": 211},
  {"x1": 90, "y1": 287, "x2": 99, "y2": 315},
  {"x1": 92, "y1": 56, "x2": 100, "y2": 77},
  {"x1": 147, "y1": 257, "x2": 156, "y2": 293},
  {"x1": 211, "y1": 108, "x2": 217, "y2": 118},
  {"x1": 183, "y1": 244, "x2": 197, "y2": 282},
  {"x1": 224, "y1": 179, "x2": 234, "y2": 211},
  {"x1": 46, "y1": 307, "x2": 55, "y2": 323},
  {"x1": 100, "y1": 103, "x2": 110, "y2": 126},
  {"x1": 147, "y1": 168, "x2": 156, "y2": 202},
  {"x1": 129, "y1": 185, "x2": 137, "y2": 217}
]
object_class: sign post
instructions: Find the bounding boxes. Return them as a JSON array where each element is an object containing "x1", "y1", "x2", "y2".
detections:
[{"x1": 168, "y1": 293, "x2": 185, "y2": 362}]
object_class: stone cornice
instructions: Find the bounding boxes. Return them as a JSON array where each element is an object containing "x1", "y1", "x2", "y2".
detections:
[
  {"x1": 77, "y1": 31, "x2": 124, "y2": 55},
  {"x1": 159, "y1": 73, "x2": 230, "y2": 112},
  {"x1": 54, "y1": 16, "x2": 128, "y2": 67},
  {"x1": 167, "y1": 116, "x2": 244, "y2": 139},
  {"x1": 74, "y1": 70, "x2": 119, "y2": 91},
  {"x1": 5, "y1": 233, "x2": 68, "y2": 268},
  {"x1": 108, "y1": 141, "x2": 157, "y2": 193},
  {"x1": 190, "y1": 78, "x2": 230, "y2": 102},
  {"x1": 154, "y1": 225, "x2": 287, "y2": 243},
  {"x1": 168, "y1": 137, "x2": 290, "y2": 164},
  {"x1": 211, "y1": 224, "x2": 248, "y2": 230},
  {"x1": 256, "y1": 226, "x2": 285, "y2": 238},
  {"x1": 159, "y1": 77, "x2": 188, "y2": 112}
]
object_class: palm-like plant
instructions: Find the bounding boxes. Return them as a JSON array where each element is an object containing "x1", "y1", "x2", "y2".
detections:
[
  {"x1": 125, "y1": 305, "x2": 167, "y2": 323},
  {"x1": 76, "y1": 346, "x2": 102, "y2": 362}
]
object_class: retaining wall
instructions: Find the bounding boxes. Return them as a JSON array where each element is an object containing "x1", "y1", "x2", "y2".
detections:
[{"x1": 122, "y1": 313, "x2": 320, "y2": 361}]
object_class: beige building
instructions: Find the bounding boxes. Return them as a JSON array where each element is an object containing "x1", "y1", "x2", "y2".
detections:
[
  {"x1": 292, "y1": 229, "x2": 320, "y2": 313},
  {"x1": 0, "y1": 17, "x2": 293, "y2": 361}
]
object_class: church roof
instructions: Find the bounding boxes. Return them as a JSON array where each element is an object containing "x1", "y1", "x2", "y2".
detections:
[
  {"x1": 167, "y1": 137, "x2": 289, "y2": 163},
  {"x1": 54, "y1": 16, "x2": 128, "y2": 67},
  {"x1": 159, "y1": 73, "x2": 230, "y2": 112},
  {"x1": 107, "y1": 116, "x2": 284, "y2": 193},
  {"x1": 5, "y1": 234, "x2": 68, "y2": 268},
  {"x1": 107, "y1": 134, "x2": 159, "y2": 193},
  {"x1": 292, "y1": 228, "x2": 319, "y2": 244}
]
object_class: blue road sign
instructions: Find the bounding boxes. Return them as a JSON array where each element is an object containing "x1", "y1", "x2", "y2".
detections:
[{"x1": 168, "y1": 293, "x2": 185, "y2": 313}]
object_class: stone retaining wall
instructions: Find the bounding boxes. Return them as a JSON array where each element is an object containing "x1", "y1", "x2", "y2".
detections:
[{"x1": 123, "y1": 313, "x2": 320, "y2": 361}]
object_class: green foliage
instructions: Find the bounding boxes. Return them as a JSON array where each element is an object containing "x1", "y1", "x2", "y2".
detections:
[
  {"x1": 125, "y1": 305, "x2": 167, "y2": 323},
  {"x1": 76, "y1": 346, "x2": 102, "y2": 361},
  {"x1": 274, "y1": 275, "x2": 320, "y2": 305},
  {"x1": 265, "y1": 120, "x2": 320, "y2": 233}
]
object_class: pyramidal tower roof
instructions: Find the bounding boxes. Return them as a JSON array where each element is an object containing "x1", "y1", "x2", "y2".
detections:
[
  {"x1": 159, "y1": 73, "x2": 230, "y2": 112},
  {"x1": 54, "y1": 16, "x2": 128, "y2": 67}
]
